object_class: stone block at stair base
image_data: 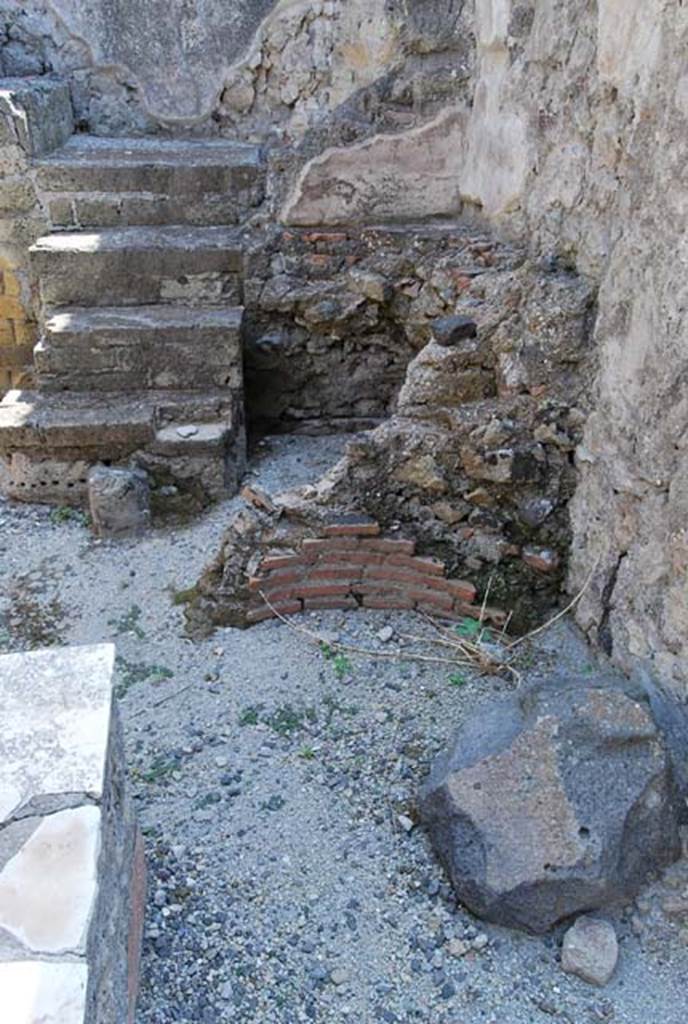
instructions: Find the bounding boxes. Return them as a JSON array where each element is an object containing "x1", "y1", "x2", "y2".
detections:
[
  {"x1": 0, "y1": 644, "x2": 145, "y2": 1024},
  {"x1": 89, "y1": 465, "x2": 151, "y2": 538},
  {"x1": 0, "y1": 78, "x2": 73, "y2": 157}
]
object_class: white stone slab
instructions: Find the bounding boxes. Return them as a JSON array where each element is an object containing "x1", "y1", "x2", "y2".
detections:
[
  {"x1": 0, "y1": 806, "x2": 101, "y2": 955},
  {"x1": 0, "y1": 960, "x2": 87, "y2": 1024},
  {"x1": 0, "y1": 644, "x2": 115, "y2": 823}
]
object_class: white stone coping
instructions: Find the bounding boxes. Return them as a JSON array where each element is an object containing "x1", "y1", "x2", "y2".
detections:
[
  {"x1": 0, "y1": 960, "x2": 88, "y2": 1024},
  {"x1": 0, "y1": 644, "x2": 115, "y2": 823},
  {"x1": 0, "y1": 643, "x2": 117, "y2": 1024}
]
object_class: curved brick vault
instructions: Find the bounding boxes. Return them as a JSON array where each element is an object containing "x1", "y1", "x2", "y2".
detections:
[{"x1": 194, "y1": 502, "x2": 507, "y2": 631}]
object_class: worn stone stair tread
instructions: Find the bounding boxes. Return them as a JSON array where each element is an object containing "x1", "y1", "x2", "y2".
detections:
[
  {"x1": 36, "y1": 134, "x2": 263, "y2": 169},
  {"x1": 152, "y1": 421, "x2": 231, "y2": 454},
  {"x1": 34, "y1": 136, "x2": 265, "y2": 201},
  {"x1": 0, "y1": 388, "x2": 234, "y2": 449},
  {"x1": 30, "y1": 225, "x2": 245, "y2": 256},
  {"x1": 44, "y1": 304, "x2": 244, "y2": 336}
]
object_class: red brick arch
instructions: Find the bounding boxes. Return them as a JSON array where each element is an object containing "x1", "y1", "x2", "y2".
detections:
[{"x1": 246, "y1": 518, "x2": 505, "y2": 626}]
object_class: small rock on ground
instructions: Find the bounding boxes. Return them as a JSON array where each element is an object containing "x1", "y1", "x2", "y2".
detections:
[{"x1": 561, "y1": 916, "x2": 619, "y2": 987}]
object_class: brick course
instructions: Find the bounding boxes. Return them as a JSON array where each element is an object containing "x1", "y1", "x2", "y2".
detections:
[{"x1": 245, "y1": 518, "x2": 499, "y2": 627}]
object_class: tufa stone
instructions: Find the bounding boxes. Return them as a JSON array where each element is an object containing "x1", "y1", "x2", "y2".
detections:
[
  {"x1": 418, "y1": 675, "x2": 682, "y2": 933},
  {"x1": 88, "y1": 466, "x2": 151, "y2": 538},
  {"x1": 561, "y1": 916, "x2": 619, "y2": 987},
  {"x1": 431, "y1": 315, "x2": 478, "y2": 347}
]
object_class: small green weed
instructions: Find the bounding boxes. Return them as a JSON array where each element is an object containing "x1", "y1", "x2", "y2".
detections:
[
  {"x1": 115, "y1": 656, "x2": 174, "y2": 697},
  {"x1": 320, "y1": 642, "x2": 353, "y2": 680},
  {"x1": 109, "y1": 604, "x2": 146, "y2": 639},
  {"x1": 455, "y1": 617, "x2": 482, "y2": 640},
  {"x1": 448, "y1": 672, "x2": 468, "y2": 688},
  {"x1": 298, "y1": 746, "x2": 316, "y2": 761},
  {"x1": 49, "y1": 505, "x2": 88, "y2": 527},
  {"x1": 239, "y1": 704, "x2": 263, "y2": 727},
  {"x1": 133, "y1": 753, "x2": 178, "y2": 785}
]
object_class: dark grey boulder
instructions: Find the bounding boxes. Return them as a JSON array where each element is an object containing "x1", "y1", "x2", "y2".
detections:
[
  {"x1": 430, "y1": 314, "x2": 478, "y2": 347},
  {"x1": 418, "y1": 676, "x2": 682, "y2": 933}
]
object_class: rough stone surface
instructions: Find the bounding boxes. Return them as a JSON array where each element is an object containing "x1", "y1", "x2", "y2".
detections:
[
  {"x1": 88, "y1": 465, "x2": 151, "y2": 539},
  {"x1": 561, "y1": 916, "x2": 620, "y2": 987},
  {"x1": 0, "y1": 960, "x2": 89, "y2": 1024},
  {"x1": 419, "y1": 676, "x2": 682, "y2": 934}
]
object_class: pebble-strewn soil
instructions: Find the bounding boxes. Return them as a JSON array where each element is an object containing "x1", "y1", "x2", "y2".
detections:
[{"x1": 1, "y1": 434, "x2": 687, "y2": 1024}]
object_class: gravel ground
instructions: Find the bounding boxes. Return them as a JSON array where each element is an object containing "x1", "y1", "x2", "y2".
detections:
[{"x1": 1, "y1": 434, "x2": 687, "y2": 1024}]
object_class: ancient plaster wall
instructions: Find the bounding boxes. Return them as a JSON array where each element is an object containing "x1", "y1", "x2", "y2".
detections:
[{"x1": 0, "y1": 1, "x2": 473, "y2": 139}]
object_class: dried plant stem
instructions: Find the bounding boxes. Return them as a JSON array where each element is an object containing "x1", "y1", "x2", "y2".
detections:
[{"x1": 504, "y1": 562, "x2": 598, "y2": 652}]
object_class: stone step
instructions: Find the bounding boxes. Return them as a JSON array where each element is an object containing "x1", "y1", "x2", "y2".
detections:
[
  {"x1": 47, "y1": 189, "x2": 257, "y2": 228},
  {"x1": 35, "y1": 135, "x2": 264, "y2": 197},
  {"x1": 0, "y1": 389, "x2": 244, "y2": 505},
  {"x1": 30, "y1": 226, "x2": 244, "y2": 307},
  {"x1": 0, "y1": 388, "x2": 235, "y2": 450},
  {"x1": 34, "y1": 304, "x2": 244, "y2": 392}
]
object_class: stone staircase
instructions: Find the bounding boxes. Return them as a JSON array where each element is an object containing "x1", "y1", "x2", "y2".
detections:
[{"x1": 0, "y1": 135, "x2": 264, "y2": 509}]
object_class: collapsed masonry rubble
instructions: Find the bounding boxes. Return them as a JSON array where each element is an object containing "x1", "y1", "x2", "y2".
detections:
[
  {"x1": 0, "y1": 643, "x2": 144, "y2": 1024},
  {"x1": 193, "y1": 223, "x2": 595, "y2": 632}
]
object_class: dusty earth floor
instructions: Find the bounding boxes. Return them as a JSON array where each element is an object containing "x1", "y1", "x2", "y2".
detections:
[{"x1": 1, "y1": 434, "x2": 687, "y2": 1024}]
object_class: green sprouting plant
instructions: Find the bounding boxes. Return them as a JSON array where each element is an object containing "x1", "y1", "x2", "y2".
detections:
[
  {"x1": 455, "y1": 617, "x2": 482, "y2": 640},
  {"x1": 239, "y1": 704, "x2": 262, "y2": 727},
  {"x1": 108, "y1": 604, "x2": 146, "y2": 639},
  {"x1": 320, "y1": 642, "x2": 352, "y2": 679},
  {"x1": 133, "y1": 753, "x2": 178, "y2": 784},
  {"x1": 115, "y1": 657, "x2": 173, "y2": 697},
  {"x1": 448, "y1": 672, "x2": 468, "y2": 688},
  {"x1": 299, "y1": 746, "x2": 316, "y2": 761},
  {"x1": 49, "y1": 505, "x2": 88, "y2": 526},
  {"x1": 265, "y1": 704, "x2": 307, "y2": 737}
]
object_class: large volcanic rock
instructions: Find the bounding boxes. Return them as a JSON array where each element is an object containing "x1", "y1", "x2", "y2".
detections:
[{"x1": 419, "y1": 677, "x2": 682, "y2": 933}]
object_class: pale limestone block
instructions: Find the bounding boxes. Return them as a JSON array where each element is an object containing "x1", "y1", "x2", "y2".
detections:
[{"x1": 0, "y1": 960, "x2": 88, "y2": 1024}]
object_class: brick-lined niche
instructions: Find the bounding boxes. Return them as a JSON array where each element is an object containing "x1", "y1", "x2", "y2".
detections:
[{"x1": 246, "y1": 517, "x2": 506, "y2": 626}]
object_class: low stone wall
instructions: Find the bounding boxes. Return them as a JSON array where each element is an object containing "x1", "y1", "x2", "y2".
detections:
[
  {"x1": 0, "y1": 643, "x2": 145, "y2": 1024},
  {"x1": 243, "y1": 223, "x2": 528, "y2": 433},
  {"x1": 0, "y1": 77, "x2": 73, "y2": 395}
]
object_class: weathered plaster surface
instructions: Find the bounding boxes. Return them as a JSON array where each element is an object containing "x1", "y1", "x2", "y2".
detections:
[
  {"x1": 282, "y1": 108, "x2": 466, "y2": 225},
  {"x1": 49, "y1": 0, "x2": 278, "y2": 121}
]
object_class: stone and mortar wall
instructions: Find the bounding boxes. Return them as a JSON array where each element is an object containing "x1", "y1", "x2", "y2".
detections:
[
  {"x1": 0, "y1": 77, "x2": 67, "y2": 399},
  {"x1": 0, "y1": 77, "x2": 72, "y2": 392},
  {"x1": 275, "y1": 1, "x2": 688, "y2": 691},
  {"x1": 227, "y1": 220, "x2": 595, "y2": 632}
]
